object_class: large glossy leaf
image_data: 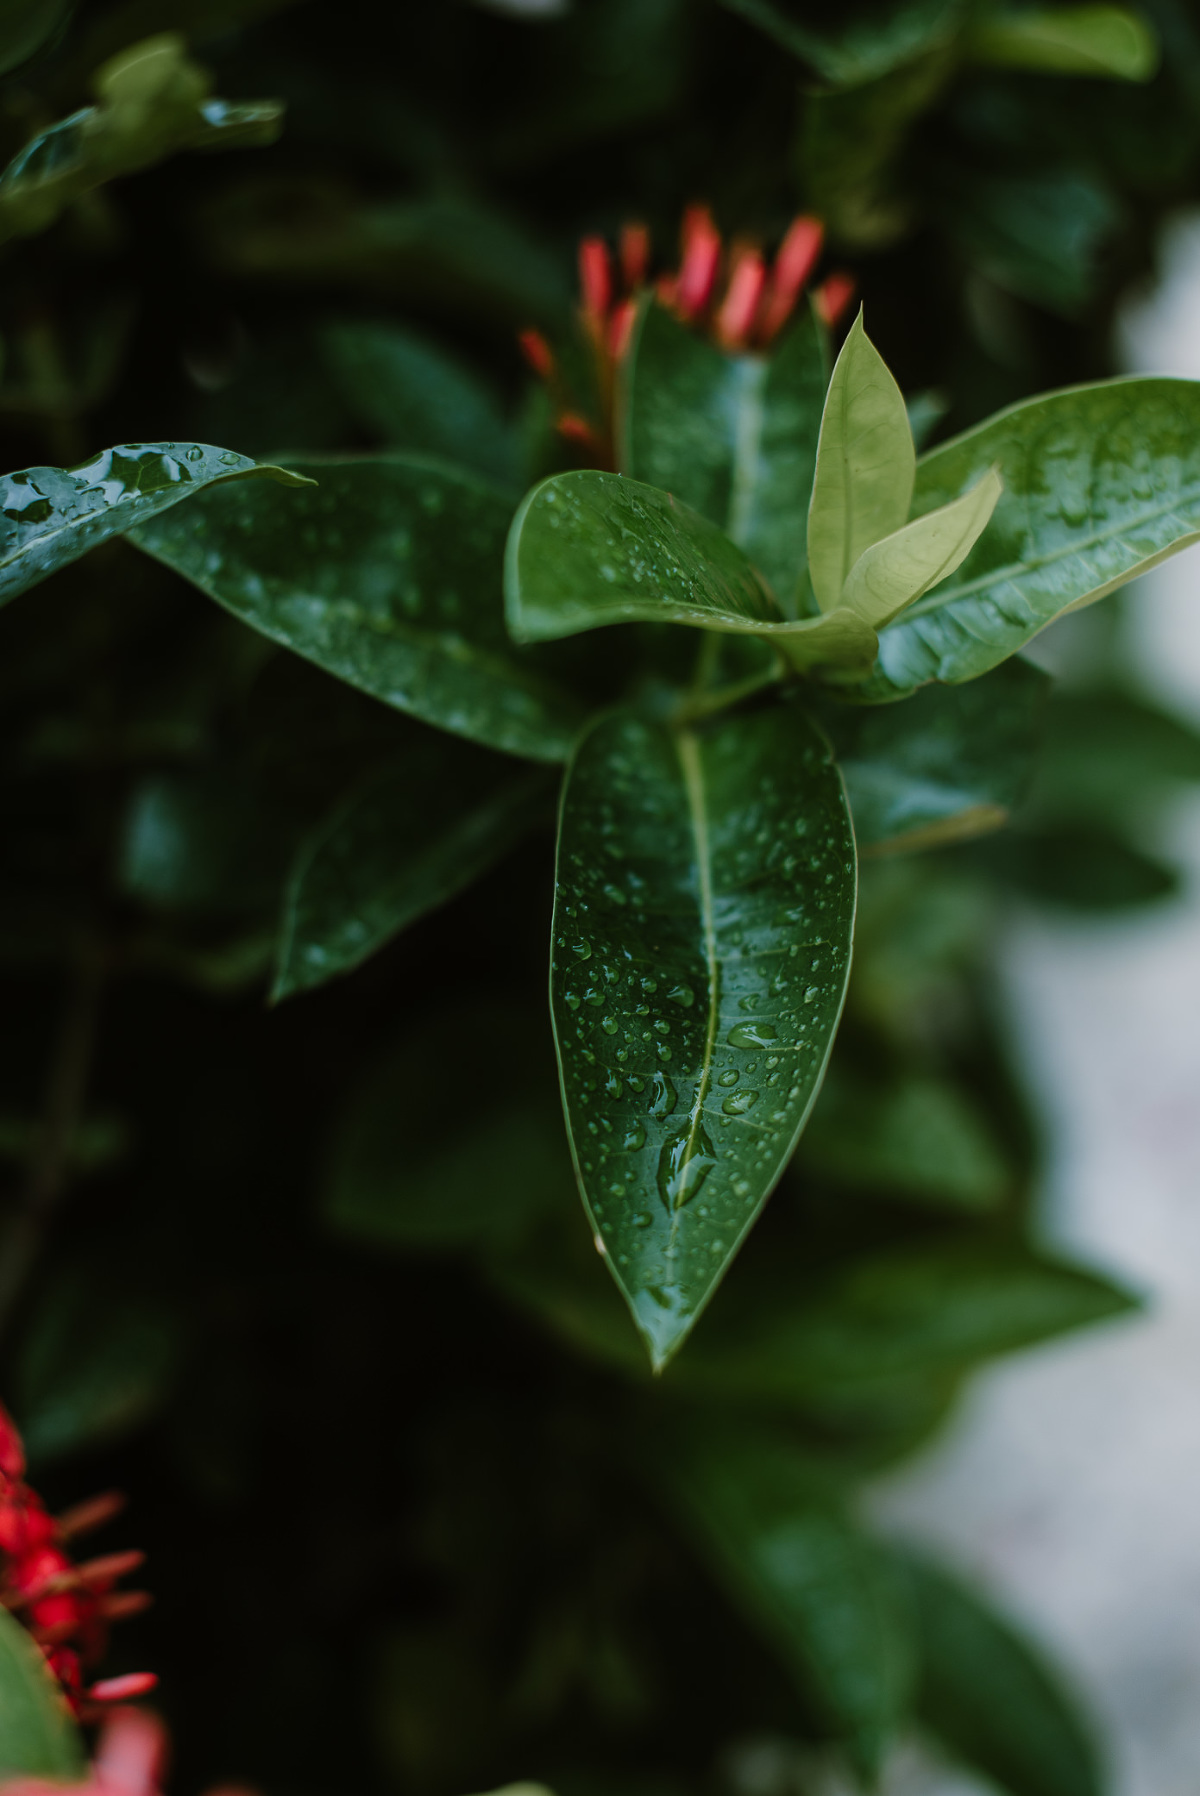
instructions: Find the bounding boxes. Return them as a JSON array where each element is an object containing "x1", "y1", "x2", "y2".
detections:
[
  {"x1": 505, "y1": 470, "x2": 879, "y2": 676},
  {"x1": 131, "y1": 455, "x2": 587, "y2": 762},
  {"x1": 550, "y1": 704, "x2": 856, "y2": 1368},
  {"x1": 0, "y1": 442, "x2": 307, "y2": 609},
  {"x1": 275, "y1": 744, "x2": 550, "y2": 999},
  {"x1": 896, "y1": 1551, "x2": 1102, "y2": 1796},
  {"x1": 620, "y1": 299, "x2": 828, "y2": 611},
  {"x1": 815, "y1": 656, "x2": 1048, "y2": 852},
  {"x1": 0, "y1": 1606, "x2": 84, "y2": 1778},
  {"x1": 807, "y1": 311, "x2": 914, "y2": 614},
  {"x1": 870, "y1": 377, "x2": 1200, "y2": 696},
  {"x1": 659, "y1": 1421, "x2": 913, "y2": 1777}
]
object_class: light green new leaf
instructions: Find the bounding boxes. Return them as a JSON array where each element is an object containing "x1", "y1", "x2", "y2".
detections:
[
  {"x1": 842, "y1": 465, "x2": 1002, "y2": 626},
  {"x1": 131, "y1": 455, "x2": 586, "y2": 763},
  {"x1": 660, "y1": 1421, "x2": 913, "y2": 1778},
  {"x1": 897, "y1": 1552, "x2": 1102, "y2": 1796},
  {"x1": 0, "y1": 442, "x2": 307, "y2": 610},
  {"x1": 869, "y1": 377, "x2": 1200, "y2": 697},
  {"x1": 807, "y1": 309, "x2": 914, "y2": 613},
  {"x1": 969, "y1": 5, "x2": 1158, "y2": 80},
  {"x1": 505, "y1": 469, "x2": 879, "y2": 677},
  {"x1": 0, "y1": 1607, "x2": 84, "y2": 1779},
  {"x1": 275, "y1": 745, "x2": 550, "y2": 999},
  {"x1": 550, "y1": 705, "x2": 856, "y2": 1369},
  {"x1": 620, "y1": 298, "x2": 828, "y2": 611}
]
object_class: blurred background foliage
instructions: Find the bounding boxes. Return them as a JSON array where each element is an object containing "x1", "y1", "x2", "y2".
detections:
[{"x1": 2, "y1": 1, "x2": 1200, "y2": 1793}]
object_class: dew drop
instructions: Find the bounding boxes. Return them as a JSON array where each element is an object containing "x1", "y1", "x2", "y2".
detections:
[
  {"x1": 649, "y1": 1073, "x2": 677, "y2": 1118},
  {"x1": 717, "y1": 1069, "x2": 740, "y2": 1088},
  {"x1": 601, "y1": 1015, "x2": 618, "y2": 1035},
  {"x1": 656, "y1": 1124, "x2": 717, "y2": 1211},
  {"x1": 666, "y1": 983, "x2": 694, "y2": 1007},
  {"x1": 571, "y1": 940, "x2": 592, "y2": 961},
  {"x1": 722, "y1": 1089, "x2": 760, "y2": 1116},
  {"x1": 727, "y1": 1022, "x2": 778, "y2": 1049},
  {"x1": 622, "y1": 1122, "x2": 647, "y2": 1151}
]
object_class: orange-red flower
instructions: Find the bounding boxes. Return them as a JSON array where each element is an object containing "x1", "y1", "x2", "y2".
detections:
[{"x1": 0, "y1": 1400, "x2": 155, "y2": 1721}]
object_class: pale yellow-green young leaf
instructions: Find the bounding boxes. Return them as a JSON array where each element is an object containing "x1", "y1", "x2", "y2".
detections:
[
  {"x1": 807, "y1": 309, "x2": 914, "y2": 614},
  {"x1": 765, "y1": 608, "x2": 880, "y2": 678},
  {"x1": 842, "y1": 465, "x2": 1003, "y2": 628}
]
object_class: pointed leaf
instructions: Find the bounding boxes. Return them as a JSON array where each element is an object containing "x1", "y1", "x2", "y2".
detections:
[
  {"x1": 896, "y1": 1551, "x2": 1102, "y2": 1796},
  {"x1": 0, "y1": 442, "x2": 308, "y2": 609},
  {"x1": 968, "y1": 5, "x2": 1158, "y2": 79},
  {"x1": 0, "y1": 1606, "x2": 84, "y2": 1778},
  {"x1": 131, "y1": 455, "x2": 586, "y2": 763},
  {"x1": 620, "y1": 298, "x2": 828, "y2": 610},
  {"x1": 550, "y1": 704, "x2": 856, "y2": 1368},
  {"x1": 505, "y1": 468, "x2": 879, "y2": 676},
  {"x1": 807, "y1": 310, "x2": 914, "y2": 613},
  {"x1": 842, "y1": 465, "x2": 1002, "y2": 626},
  {"x1": 275, "y1": 746, "x2": 550, "y2": 999},
  {"x1": 659, "y1": 1420, "x2": 913, "y2": 1777},
  {"x1": 871, "y1": 377, "x2": 1200, "y2": 696}
]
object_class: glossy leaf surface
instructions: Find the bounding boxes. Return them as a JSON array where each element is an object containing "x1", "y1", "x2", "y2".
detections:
[
  {"x1": 132, "y1": 455, "x2": 586, "y2": 762},
  {"x1": 661, "y1": 1421, "x2": 913, "y2": 1776},
  {"x1": 0, "y1": 1607, "x2": 83, "y2": 1778},
  {"x1": 872, "y1": 377, "x2": 1200, "y2": 695},
  {"x1": 0, "y1": 442, "x2": 306, "y2": 610},
  {"x1": 816, "y1": 656, "x2": 1048, "y2": 851},
  {"x1": 842, "y1": 465, "x2": 1002, "y2": 626},
  {"x1": 898, "y1": 1552, "x2": 1101, "y2": 1796},
  {"x1": 506, "y1": 469, "x2": 879, "y2": 675},
  {"x1": 275, "y1": 745, "x2": 549, "y2": 999},
  {"x1": 807, "y1": 311, "x2": 914, "y2": 614},
  {"x1": 621, "y1": 299, "x2": 828, "y2": 611},
  {"x1": 550, "y1": 705, "x2": 856, "y2": 1368}
]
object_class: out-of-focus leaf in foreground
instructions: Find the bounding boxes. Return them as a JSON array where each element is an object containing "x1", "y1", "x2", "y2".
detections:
[{"x1": 0, "y1": 1607, "x2": 83, "y2": 1779}]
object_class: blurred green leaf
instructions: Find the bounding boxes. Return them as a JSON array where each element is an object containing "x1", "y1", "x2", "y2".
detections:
[
  {"x1": 818, "y1": 656, "x2": 1048, "y2": 851},
  {"x1": 0, "y1": 0, "x2": 73, "y2": 76},
  {"x1": 1031, "y1": 687, "x2": 1200, "y2": 824},
  {"x1": 620, "y1": 298, "x2": 828, "y2": 613},
  {"x1": 0, "y1": 442, "x2": 307, "y2": 611},
  {"x1": 897, "y1": 1551, "x2": 1102, "y2": 1796},
  {"x1": 988, "y1": 823, "x2": 1179, "y2": 909},
  {"x1": 940, "y1": 169, "x2": 1121, "y2": 312},
  {"x1": 0, "y1": 33, "x2": 283, "y2": 245},
  {"x1": 274, "y1": 744, "x2": 550, "y2": 1000},
  {"x1": 969, "y1": 5, "x2": 1158, "y2": 79},
  {"x1": 118, "y1": 768, "x2": 295, "y2": 914},
  {"x1": 720, "y1": 0, "x2": 965, "y2": 84},
  {"x1": 549, "y1": 705, "x2": 855, "y2": 1368},
  {"x1": 870, "y1": 378, "x2": 1200, "y2": 696},
  {"x1": 798, "y1": 1067, "x2": 1010, "y2": 1210},
  {"x1": 131, "y1": 455, "x2": 587, "y2": 762},
  {"x1": 320, "y1": 321, "x2": 519, "y2": 484},
  {"x1": 658, "y1": 1420, "x2": 914, "y2": 1777},
  {"x1": 0, "y1": 1608, "x2": 83, "y2": 1779}
]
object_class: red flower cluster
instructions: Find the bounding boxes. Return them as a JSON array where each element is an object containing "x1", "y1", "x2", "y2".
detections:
[
  {"x1": 519, "y1": 205, "x2": 855, "y2": 464},
  {"x1": 0, "y1": 1401, "x2": 155, "y2": 1722}
]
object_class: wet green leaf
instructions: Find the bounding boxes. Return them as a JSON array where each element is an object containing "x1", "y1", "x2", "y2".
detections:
[
  {"x1": 131, "y1": 455, "x2": 587, "y2": 762},
  {"x1": 275, "y1": 745, "x2": 550, "y2": 999},
  {"x1": 969, "y1": 5, "x2": 1158, "y2": 79},
  {"x1": 549, "y1": 705, "x2": 856, "y2": 1368},
  {"x1": 620, "y1": 299, "x2": 828, "y2": 612},
  {"x1": 0, "y1": 33, "x2": 283, "y2": 245},
  {"x1": 897, "y1": 1551, "x2": 1102, "y2": 1796},
  {"x1": 0, "y1": 1608, "x2": 83, "y2": 1778},
  {"x1": 808, "y1": 311, "x2": 915, "y2": 613},
  {"x1": 505, "y1": 470, "x2": 878, "y2": 676},
  {"x1": 0, "y1": 442, "x2": 307, "y2": 610},
  {"x1": 659, "y1": 1421, "x2": 913, "y2": 1777},
  {"x1": 871, "y1": 378, "x2": 1200, "y2": 696},
  {"x1": 816, "y1": 657, "x2": 1048, "y2": 851}
]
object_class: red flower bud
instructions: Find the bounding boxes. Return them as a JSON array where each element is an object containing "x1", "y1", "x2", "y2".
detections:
[
  {"x1": 715, "y1": 248, "x2": 767, "y2": 350},
  {"x1": 88, "y1": 1673, "x2": 159, "y2": 1703},
  {"x1": 578, "y1": 236, "x2": 613, "y2": 325},
  {"x1": 518, "y1": 329, "x2": 556, "y2": 382},
  {"x1": 675, "y1": 206, "x2": 722, "y2": 319},
  {"x1": 815, "y1": 272, "x2": 856, "y2": 327},
  {"x1": 620, "y1": 222, "x2": 650, "y2": 290}
]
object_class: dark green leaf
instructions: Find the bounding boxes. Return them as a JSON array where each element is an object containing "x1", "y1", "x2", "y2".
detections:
[
  {"x1": 987, "y1": 824, "x2": 1179, "y2": 910},
  {"x1": 870, "y1": 378, "x2": 1200, "y2": 696},
  {"x1": 0, "y1": 1608, "x2": 83, "y2": 1778},
  {"x1": 118, "y1": 770, "x2": 296, "y2": 915},
  {"x1": 797, "y1": 1067, "x2": 1010, "y2": 1211},
  {"x1": 320, "y1": 321, "x2": 518, "y2": 484},
  {"x1": 659, "y1": 1420, "x2": 913, "y2": 1776},
  {"x1": 505, "y1": 471, "x2": 878, "y2": 676},
  {"x1": 897, "y1": 1551, "x2": 1102, "y2": 1796},
  {"x1": 0, "y1": 0, "x2": 73, "y2": 76},
  {"x1": 941, "y1": 169, "x2": 1121, "y2": 313},
  {"x1": 550, "y1": 705, "x2": 856, "y2": 1368},
  {"x1": 817, "y1": 657, "x2": 1048, "y2": 851},
  {"x1": 325, "y1": 1002, "x2": 572, "y2": 1252},
  {"x1": 968, "y1": 5, "x2": 1158, "y2": 79},
  {"x1": 1031, "y1": 687, "x2": 1200, "y2": 825},
  {"x1": 620, "y1": 299, "x2": 828, "y2": 612},
  {"x1": 274, "y1": 744, "x2": 550, "y2": 999},
  {"x1": 719, "y1": 0, "x2": 965, "y2": 83},
  {"x1": 0, "y1": 442, "x2": 307, "y2": 610},
  {"x1": 131, "y1": 455, "x2": 587, "y2": 762}
]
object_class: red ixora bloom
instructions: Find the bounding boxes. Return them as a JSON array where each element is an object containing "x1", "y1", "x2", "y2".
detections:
[
  {"x1": 519, "y1": 206, "x2": 856, "y2": 465},
  {"x1": 0, "y1": 1400, "x2": 156, "y2": 1722}
]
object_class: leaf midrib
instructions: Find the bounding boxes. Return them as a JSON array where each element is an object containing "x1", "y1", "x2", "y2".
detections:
[{"x1": 673, "y1": 727, "x2": 720, "y2": 1244}]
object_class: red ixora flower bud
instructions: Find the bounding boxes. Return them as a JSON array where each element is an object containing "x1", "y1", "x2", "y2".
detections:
[{"x1": 0, "y1": 1399, "x2": 153, "y2": 1719}]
